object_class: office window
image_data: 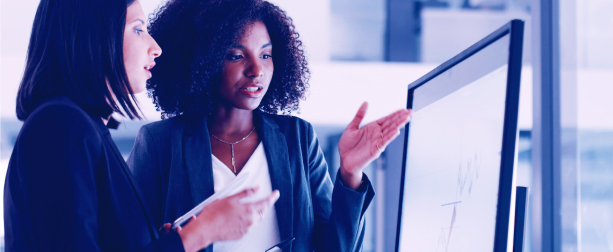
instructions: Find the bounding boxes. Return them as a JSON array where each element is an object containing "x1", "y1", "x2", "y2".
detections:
[
  {"x1": 420, "y1": 0, "x2": 531, "y2": 63},
  {"x1": 330, "y1": 0, "x2": 387, "y2": 61},
  {"x1": 329, "y1": 0, "x2": 532, "y2": 63},
  {"x1": 573, "y1": 0, "x2": 613, "y2": 250}
]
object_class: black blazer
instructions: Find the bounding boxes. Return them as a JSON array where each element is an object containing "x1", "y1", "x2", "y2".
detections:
[
  {"x1": 127, "y1": 111, "x2": 375, "y2": 252},
  {"x1": 3, "y1": 97, "x2": 183, "y2": 251}
]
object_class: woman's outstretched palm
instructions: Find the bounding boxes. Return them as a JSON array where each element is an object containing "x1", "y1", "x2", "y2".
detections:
[{"x1": 338, "y1": 102, "x2": 412, "y2": 187}]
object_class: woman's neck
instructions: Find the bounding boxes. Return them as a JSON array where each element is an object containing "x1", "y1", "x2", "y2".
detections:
[
  {"x1": 101, "y1": 115, "x2": 111, "y2": 125},
  {"x1": 208, "y1": 105, "x2": 255, "y2": 137}
]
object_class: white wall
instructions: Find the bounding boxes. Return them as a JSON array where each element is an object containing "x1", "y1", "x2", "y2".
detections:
[{"x1": 267, "y1": 0, "x2": 331, "y2": 62}]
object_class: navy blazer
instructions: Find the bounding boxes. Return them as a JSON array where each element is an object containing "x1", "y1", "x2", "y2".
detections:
[
  {"x1": 3, "y1": 97, "x2": 183, "y2": 251},
  {"x1": 127, "y1": 111, "x2": 375, "y2": 252}
]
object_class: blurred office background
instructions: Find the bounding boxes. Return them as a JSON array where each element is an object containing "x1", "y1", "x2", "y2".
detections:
[{"x1": 1, "y1": 0, "x2": 612, "y2": 251}]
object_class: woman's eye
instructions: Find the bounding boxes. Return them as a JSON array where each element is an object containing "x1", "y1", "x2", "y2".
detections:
[
  {"x1": 134, "y1": 28, "x2": 143, "y2": 35},
  {"x1": 227, "y1": 54, "x2": 243, "y2": 61},
  {"x1": 262, "y1": 54, "x2": 272, "y2": 59}
]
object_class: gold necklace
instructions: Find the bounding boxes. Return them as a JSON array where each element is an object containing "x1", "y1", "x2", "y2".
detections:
[{"x1": 209, "y1": 126, "x2": 256, "y2": 174}]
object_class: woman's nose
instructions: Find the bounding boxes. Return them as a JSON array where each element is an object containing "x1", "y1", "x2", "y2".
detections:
[
  {"x1": 149, "y1": 35, "x2": 162, "y2": 58},
  {"x1": 245, "y1": 58, "x2": 263, "y2": 78}
]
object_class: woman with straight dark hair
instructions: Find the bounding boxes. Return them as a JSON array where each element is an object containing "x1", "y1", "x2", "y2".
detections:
[{"x1": 4, "y1": 0, "x2": 278, "y2": 251}]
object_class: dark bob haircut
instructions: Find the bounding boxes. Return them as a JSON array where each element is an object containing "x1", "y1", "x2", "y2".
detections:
[
  {"x1": 16, "y1": 0, "x2": 140, "y2": 123},
  {"x1": 148, "y1": 0, "x2": 309, "y2": 119}
]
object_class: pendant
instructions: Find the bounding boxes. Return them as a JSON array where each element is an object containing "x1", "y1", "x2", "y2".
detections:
[{"x1": 231, "y1": 143, "x2": 236, "y2": 174}]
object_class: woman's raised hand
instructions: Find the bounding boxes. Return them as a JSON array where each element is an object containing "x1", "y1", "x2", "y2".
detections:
[
  {"x1": 176, "y1": 187, "x2": 280, "y2": 252},
  {"x1": 338, "y1": 102, "x2": 412, "y2": 189}
]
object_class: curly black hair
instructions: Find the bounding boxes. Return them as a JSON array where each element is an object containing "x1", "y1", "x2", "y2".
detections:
[{"x1": 147, "y1": 0, "x2": 309, "y2": 119}]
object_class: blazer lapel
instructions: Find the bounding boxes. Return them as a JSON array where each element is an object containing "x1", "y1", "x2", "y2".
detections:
[
  {"x1": 102, "y1": 132, "x2": 159, "y2": 240},
  {"x1": 181, "y1": 116, "x2": 217, "y2": 252},
  {"x1": 183, "y1": 115, "x2": 216, "y2": 207},
  {"x1": 255, "y1": 112, "x2": 294, "y2": 251}
]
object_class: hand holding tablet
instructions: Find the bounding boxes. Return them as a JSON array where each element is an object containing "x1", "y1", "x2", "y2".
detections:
[
  {"x1": 169, "y1": 172, "x2": 280, "y2": 249},
  {"x1": 172, "y1": 172, "x2": 251, "y2": 229}
]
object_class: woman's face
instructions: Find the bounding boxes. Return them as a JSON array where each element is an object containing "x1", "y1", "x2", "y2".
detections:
[
  {"x1": 218, "y1": 21, "x2": 274, "y2": 111},
  {"x1": 123, "y1": 0, "x2": 162, "y2": 94}
]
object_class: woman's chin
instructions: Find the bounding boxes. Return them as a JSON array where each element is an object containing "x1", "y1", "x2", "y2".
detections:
[
  {"x1": 215, "y1": 98, "x2": 263, "y2": 112},
  {"x1": 230, "y1": 99, "x2": 263, "y2": 111},
  {"x1": 240, "y1": 105, "x2": 260, "y2": 111},
  {"x1": 132, "y1": 88, "x2": 146, "y2": 94},
  {"x1": 129, "y1": 82, "x2": 147, "y2": 94},
  {"x1": 243, "y1": 101, "x2": 264, "y2": 111}
]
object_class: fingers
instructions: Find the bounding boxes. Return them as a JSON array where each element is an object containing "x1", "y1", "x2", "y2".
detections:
[
  {"x1": 378, "y1": 109, "x2": 412, "y2": 135},
  {"x1": 228, "y1": 187, "x2": 259, "y2": 202},
  {"x1": 347, "y1": 102, "x2": 369, "y2": 130},
  {"x1": 160, "y1": 223, "x2": 172, "y2": 235},
  {"x1": 173, "y1": 215, "x2": 196, "y2": 233},
  {"x1": 376, "y1": 120, "x2": 404, "y2": 150},
  {"x1": 377, "y1": 108, "x2": 411, "y2": 129},
  {"x1": 398, "y1": 109, "x2": 412, "y2": 126},
  {"x1": 373, "y1": 130, "x2": 398, "y2": 153},
  {"x1": 382, "y1": 127, "x2": 401, "y2": 146},
  {"x1": 371, "y1": 109, "x2": 411, "y2": 153},
  {"x1": 377, "y1": 109, "x2": 412, "y2": 132},
  {"x1": 196, "y1": 190, "x2": 281, "y2": 242},
  {"x1": 248, "y1": 190, "x2": 280, "y2": 215},
  {"x1": 231, "y1": 190, "x2": 280, "y2": 236}
]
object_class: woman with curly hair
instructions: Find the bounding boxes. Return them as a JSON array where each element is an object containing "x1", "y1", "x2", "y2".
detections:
[{"x1": 127, "y1": 0, "x2": 411, "y2": 251}]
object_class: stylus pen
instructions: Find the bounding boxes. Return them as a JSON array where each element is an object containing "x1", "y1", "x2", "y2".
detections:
[{"x1": 265, "y1": 237, "x2": 295, "y2": 252}]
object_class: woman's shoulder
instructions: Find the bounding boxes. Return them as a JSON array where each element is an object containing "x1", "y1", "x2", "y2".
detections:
[
  {"x1": 139, "y1": 114, "x2": 187, "y2": 134},
  {"x1": 30, "y1": 96, "x2": 89, "y2": 117},
  {"x1": 258, "y1": 112, "x2": 313, "y2": 131},
  {"x1": 23, "y1": 97, "x2": 102, "y2": 137},
  {"x1": 15, "y1": 97, "x2": 105, "y2": 159},
  {"x1": 134, "y1": 114, "x2": 189, "y2": 150}
]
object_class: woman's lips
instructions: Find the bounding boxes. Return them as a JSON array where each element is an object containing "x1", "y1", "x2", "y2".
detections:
[
  {"x1": 144, "y1": 62, "x2": 156, "y2": 78},
  {"x1": 240, "y1": 87, "x2": 263, "y2": 97}
]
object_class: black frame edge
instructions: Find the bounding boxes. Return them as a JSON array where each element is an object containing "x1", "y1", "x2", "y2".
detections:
[
  {"x1": 513, "y1": 186, "x2": 529, "y2": 252},
  {"x1": 394, "y1": 88, "x2": 414, "y2": 252},
  {"x1": 493, "y1": 19, "x2": 525, "y2": 252}
]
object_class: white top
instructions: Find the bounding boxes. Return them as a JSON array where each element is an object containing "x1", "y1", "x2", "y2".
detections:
[{"x1": 211, "y1": 142, "x2": 281, "y2": 252}]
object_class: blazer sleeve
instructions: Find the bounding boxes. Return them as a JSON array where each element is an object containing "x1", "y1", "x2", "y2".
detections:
[
  {"x1": 7, "y1": 105, "x2": 183, "y2": 252},
  {"x1": 126, "y1": 126, "x2": 165, "y2": 230},
  {"x1": 306, "y1": 123, "x2": 376, "y2": 252}
]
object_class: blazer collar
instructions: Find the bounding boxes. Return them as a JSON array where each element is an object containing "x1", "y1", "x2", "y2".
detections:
[
  {"x1": 183, "y1": 115, "x2": 216, "y2": 208},
  {"x1": 103, "y1": 131, "x2": 159, "y2": 240},
  {"x1": 254, "y1": 111, "x2": 294, "y2": 248}
]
